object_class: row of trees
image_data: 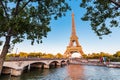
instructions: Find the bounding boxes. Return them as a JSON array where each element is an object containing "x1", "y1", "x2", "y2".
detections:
[
  {"x1": 82, "y1": 51, "x2": 120, "y2": 62},
  {"x1": 6, "y1": 52, "x2": 64, "y2": 59},
  {"x1": 6, "y1": 51, "x2": 120, "y2": 61}
]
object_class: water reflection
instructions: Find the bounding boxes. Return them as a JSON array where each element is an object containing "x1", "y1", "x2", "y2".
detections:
[
  {"x1": 20, "y1": 68, "x2": 68, "y2": 80},
  {"x1": 67, "y1": 64, "x2": 84, "y2": 80},
  {"x1": 0, "y1": 75, "x2": 21, "y2": 80},
  {"x1": 83, "y1": 65, "x2": 120, "y2": 80},
  {"x1": 0, "y1": 65, "x2": 120, "y2": 80}
]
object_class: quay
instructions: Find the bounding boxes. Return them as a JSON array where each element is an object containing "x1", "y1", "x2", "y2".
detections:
[{"x1": 69, "y1": 58, "x2": 120, "y2": 68}]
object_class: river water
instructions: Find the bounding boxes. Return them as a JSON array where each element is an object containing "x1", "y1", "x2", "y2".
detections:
[{"x1": 0, "y1": 64, "x2": 120, "y2": 80}]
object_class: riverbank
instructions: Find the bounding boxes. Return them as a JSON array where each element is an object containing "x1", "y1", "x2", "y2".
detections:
[{"x1": 70, "y1": 61, "x2": 120, "y2": 68}]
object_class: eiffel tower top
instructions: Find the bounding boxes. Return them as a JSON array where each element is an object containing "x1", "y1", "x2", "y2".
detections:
[{"x1": 71, "y1": 12, "x2": 77, "y2": 37}]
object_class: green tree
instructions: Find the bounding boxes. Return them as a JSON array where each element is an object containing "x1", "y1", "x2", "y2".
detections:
[
  {"x1": 113, "y1": 51, "x2": 120, "y2": 57},
  {"x1": 35, "y1": 52, "x2": 43, "y2": 58},
  {"x1": 0, "y1": 0, "x2": 71, "y2": 74},
  {"x1": 55, "y1": 53, "x2": 63, "y2": 58},
  {"x1": 6, "y1": 53, "x2": 16, "y2": 57},
  {"x1": 28, "y1": 52, "x2": 42, "y2": 57},
  {"x1": 82, "y1": 54, "x2": 87, "y2": 59},
  {"x1": 45, "y1": 53, "x2": 54, "y2": 58},
  {"x1": 41, "y1": 53, "x2": 47, "y2": 58},
  {"x1": 86, "y1": 52, "x2": 113, "y2": 59},
  {"x1": 41, "y1": 53, "x2": 55, "y2": 58},
  {"x1": 28, "y1": 52, "x2": 36, "y2": 57},
  {"x1": 80, "y1": 0, "x2": 120, "y2": 38},
  {"x1": 19, "y1": 52, "x2": 28, "y2": 58}
]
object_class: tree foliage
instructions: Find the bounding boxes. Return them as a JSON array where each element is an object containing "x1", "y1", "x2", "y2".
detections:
[
  {"x1": 55, "y1": 53, "x2": 64, "y2": 58},
  {"x1": 82, "y1": 51, "x2": 120, "y2": 62},
  {"x1": 5, "y1": 51, "x2": 120, "y2": 62},
  {"x1": 0, "y1": 0, "x2": 71, "y2": 45},
  {"x1": 28, "y1": 52, "x2": 43, "y2": 57},
  {"x1": 19, "y1": 52, "x2": 28, "y2": 58},
  {"x1": 6, "y1": 52, "x2": 64, "y2": 59},
  {"x1": 85, "y1": 52, "x2": 112, "y2": 59},
  {"x1": 113, "y1": 51, "x2": 120, "y2": 57},
  {"x1": 80, "y1": 0, "x2": 120, "y2": 38},
  {"x1": 0, "y1": 0, "x2": 71, "y2": 74},
  {"x1": 0, "y1": 0, "x2": 71, "y2": 61}
]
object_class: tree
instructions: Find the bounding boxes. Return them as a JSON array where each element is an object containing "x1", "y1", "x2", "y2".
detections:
[
  {"x1": 113, "y1": 51, "x2": 120, "y2": 57},
  {"x1": 6, "y1": 53, "x2": 16, "y2": 57},
  {"x1": 55, "y1": 53, "x2": 63, "y2": 58},
  {"x1": 80, "y1": 0, "x2": 120, "y2": 38},
  {"x1": 0, "y1": 0, "x2": 71, "y2": 74},
  {"x1": 46, "y1": 53, "x2": 55, "y2": 58},
  {"x1": 28, "y1": 52, "x2": 43, "y2": 57},
  {"x1": 28, "y1": 52, "x2": 37, "y2": 57},
  {"x1": 19, "y1": 52, "x2": 28, "y2": 58}
]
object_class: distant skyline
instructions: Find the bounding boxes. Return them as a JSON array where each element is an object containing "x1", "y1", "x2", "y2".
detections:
[{"x1": 0, "y1": 1, "x2": 120, "y2": 55}]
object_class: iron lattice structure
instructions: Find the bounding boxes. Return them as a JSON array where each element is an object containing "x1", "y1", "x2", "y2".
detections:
[{"x1": 64, "y1": 12, "x2": 84, "y2": 58}]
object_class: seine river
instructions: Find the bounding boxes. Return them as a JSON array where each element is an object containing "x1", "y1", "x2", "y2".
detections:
[{"x1": 0, "y1": 64, "x2": 120, "y2": 80}]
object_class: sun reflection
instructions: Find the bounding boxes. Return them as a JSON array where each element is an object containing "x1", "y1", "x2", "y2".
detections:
[{"x1": 67, "y1": 64, "x2": 85, "y2": 80}]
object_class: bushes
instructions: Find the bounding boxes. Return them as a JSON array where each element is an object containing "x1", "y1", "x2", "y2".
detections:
[
  {"x1": 110, "y1": 57, "x2": 120, "y2": 62},
  {"x1": 83, "y1": 51, "x2": 120, "y2": 62}
]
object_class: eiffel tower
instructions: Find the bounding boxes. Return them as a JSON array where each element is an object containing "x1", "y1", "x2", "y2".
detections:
[{"x1": 64, "y1": 12, "x2": 84, "y2": 58}]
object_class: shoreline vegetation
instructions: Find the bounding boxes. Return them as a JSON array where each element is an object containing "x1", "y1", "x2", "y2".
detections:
[
  {"x1": 5, "y1": 51, "x2": 120, "y2": 61},
  {"x1": 5, "y1": 51, "x2": 120, "y2": 68}
]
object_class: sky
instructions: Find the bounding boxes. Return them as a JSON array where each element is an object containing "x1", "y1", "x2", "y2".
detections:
[{"x1": 0, "y1": 1, "x2": 120, "y2": 55}]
